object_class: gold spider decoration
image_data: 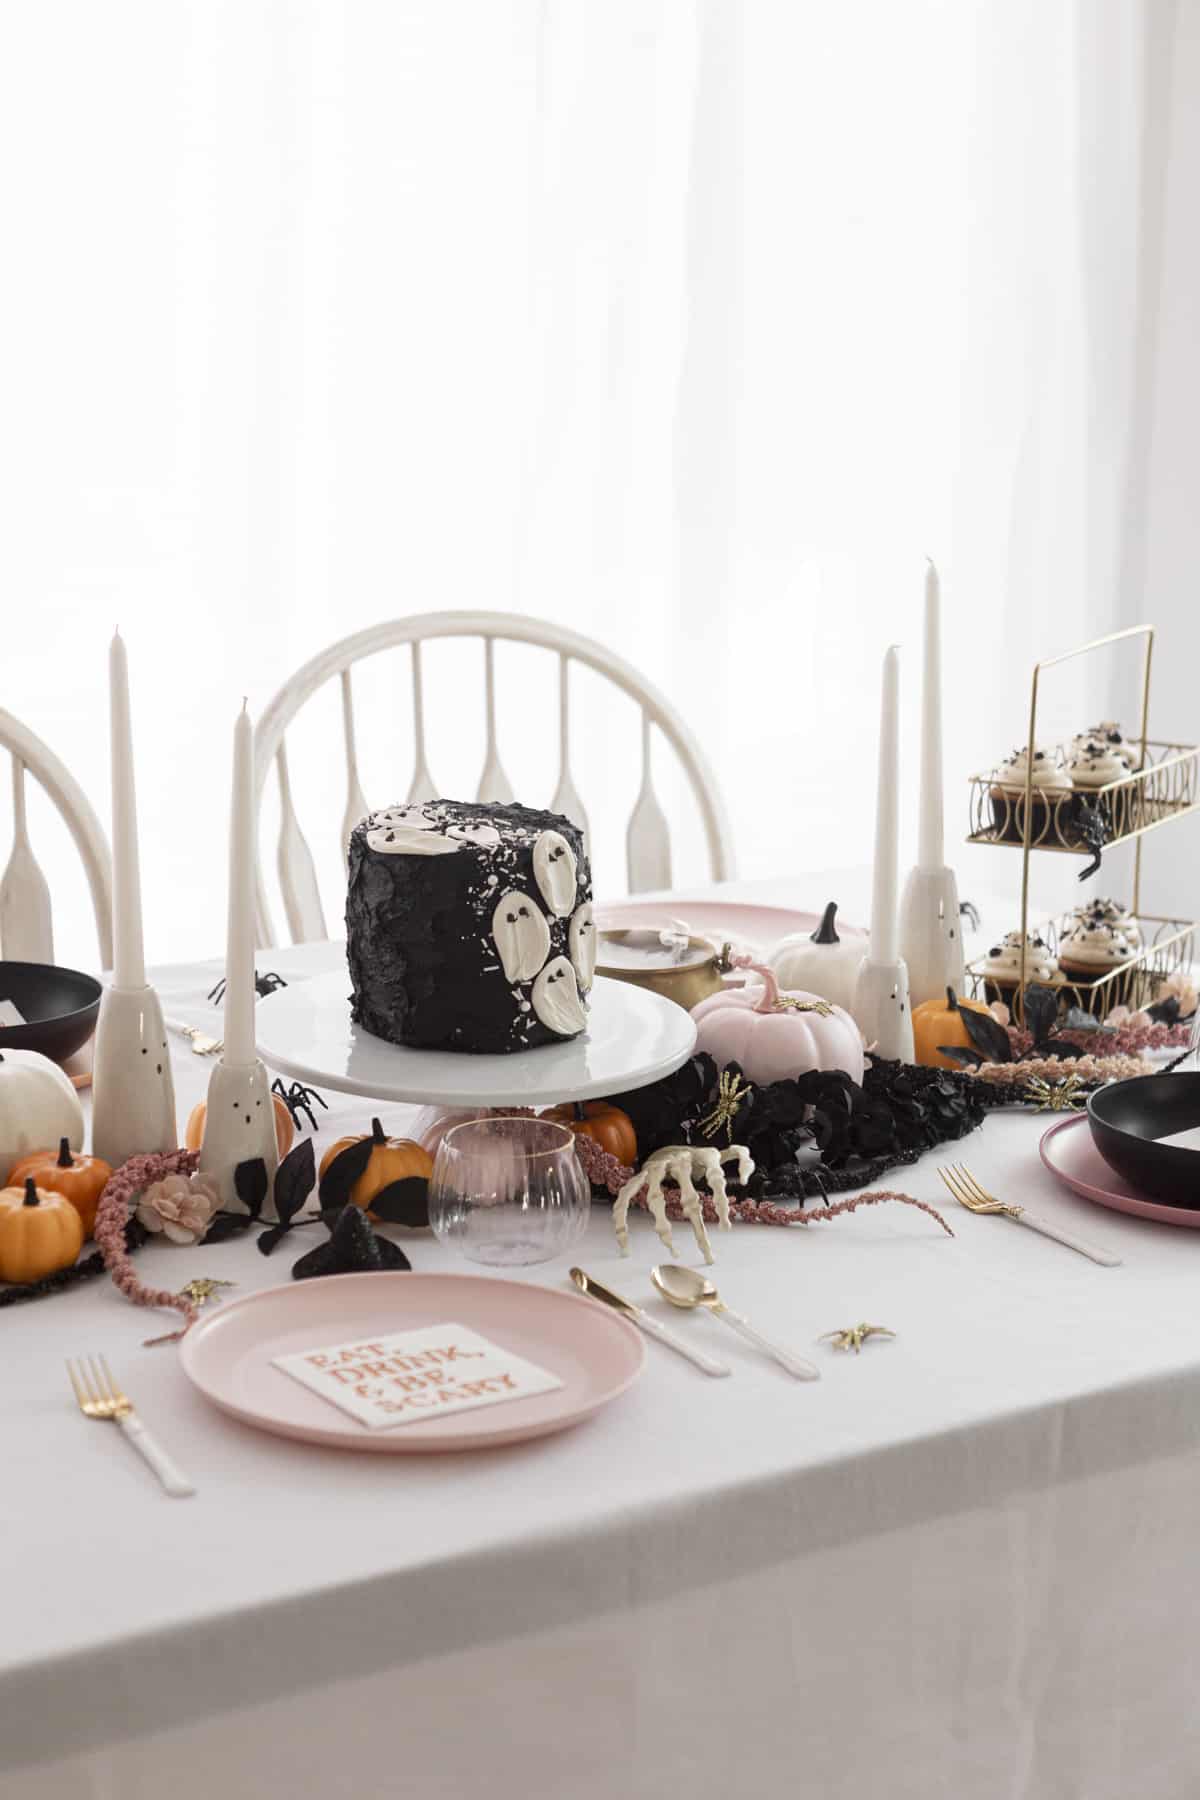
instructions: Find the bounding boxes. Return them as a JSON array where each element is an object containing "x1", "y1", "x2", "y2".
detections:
[
  {"x1": 178, "y1": 1277, "x2": 238, "y2": 1308},
  {"x1": 1023, "y1": 1073, "x2": 1088, "y2": 1113},
  {"x1": 698, "y1": 1069, "x2": 753, "y2": 1143},
  {"x1": 820, "y1": 1322, "x2": 896, "y2": 1354}
]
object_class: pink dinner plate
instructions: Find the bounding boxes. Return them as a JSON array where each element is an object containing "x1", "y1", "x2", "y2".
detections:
[
  {"x1": 594, "y1": 898, "x2": 867, "y2": 959},
  {"x1": 1039, "y1": 1114, "x2": 1200, "y2": 1227},
  {"x1": 179, "y1": 1271, "x2": 645, "y2": 1453}
]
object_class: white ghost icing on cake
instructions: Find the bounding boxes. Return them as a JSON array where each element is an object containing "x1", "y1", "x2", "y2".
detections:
[
  {"x1": 532, "y1": 831, "x2": 577, "y2": 917},
  {"x1": 568, "y1": 901, "x2": 595, "y2": 991},
  {"x1": 365, "y1": 805, "x2": 461, "y2": 856},
  {"x1": 532, "y1": 956, "x2": 587, "y2": 1035},
  {"x1": 491, "y1": 889, "x2": 552, "y2": 983}
]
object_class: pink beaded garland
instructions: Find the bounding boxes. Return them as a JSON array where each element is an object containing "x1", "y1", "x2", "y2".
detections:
[{"x1": 94, "y1": 1148, "x2": 203, "y2": 1342}]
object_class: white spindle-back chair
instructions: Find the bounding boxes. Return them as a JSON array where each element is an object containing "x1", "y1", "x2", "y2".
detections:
[
  {"x1": 253, "y1": 612, "x2": 735, "y2": 947},
  {"x1": 0, "y1": 709, "x2": 114, "y2": 969}
]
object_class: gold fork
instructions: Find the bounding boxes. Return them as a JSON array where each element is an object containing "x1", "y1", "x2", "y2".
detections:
[
  {"x1": 67, "y1": 1356, "x2": 196, "y2": 1497},
  {"x1": 164, "y1": 1017, "x2": 223, "y2": 1056},
  {"x1": 938, "y1": 1163, "x2": 1121, "y2": 1267}
]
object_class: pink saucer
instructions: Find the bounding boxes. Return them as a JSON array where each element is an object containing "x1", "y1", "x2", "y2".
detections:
[
  {"x1": 180, "y1": 1271, "x2": 645, "y2": 1453},
  {"x1": 594, "y1": 898, "x2": 867, "y2": 959},
  {"x1": 1040, "y1": 1114, "x2": 1200, "y2": 1228}
]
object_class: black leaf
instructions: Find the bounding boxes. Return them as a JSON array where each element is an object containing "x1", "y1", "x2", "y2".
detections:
[
  {"x1": 1033, "y1": 1040, "x2": 1087, "y2": 1060},
  {"x1": 317, "y1": 1136, "x2": 375, "y2": 1209},
  {"x1": 936, "y1": 1044, "x2": 985, "y2": 1068},
  {"x1": 366, "y1": 1177, "x2": 430, "y2": 1228},
  {"x1": 1061, "y1": 1006, "x2": 1113, "y2": 1034},
  {"x1": 959, "y1": 1006, "x2": 1014, "y2": 1064},
  {"x1": 1146, "y1": 994, "x2": 1182, "y2": 1026},
  {"x1": 256, "y1": 1222, "x2": 290, "y2": 1256},
  {"x1": 1022, "y1": 983, "x2": 1059, "y2": 1047},
  {"x1": 204, "y1": 1211, "x2": 253, "y2": 1244},
  {"x1": 234, "y1": 1157, "x2": 269, "y2": 1220},
  {"x1": 274, "y1": 1138, "x2": 316, "y2": 1228}
]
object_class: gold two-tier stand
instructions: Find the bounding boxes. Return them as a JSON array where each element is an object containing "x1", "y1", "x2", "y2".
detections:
[{"x1": 962, "y1": 623, "x2": 1197, "y2": 1023}]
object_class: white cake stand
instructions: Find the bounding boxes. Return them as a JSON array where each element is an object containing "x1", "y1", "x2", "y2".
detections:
[{"x1": 254, "y1": 973, "x2": 697, "y2": 1108}]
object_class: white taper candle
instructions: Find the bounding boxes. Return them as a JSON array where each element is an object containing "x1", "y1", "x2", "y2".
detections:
[
  {"x1": 917, "y1": 559, "x2": 944, "y2": 870},
  {"x1": 109, "y1": 630, "x2": 146, "y2": 988},
  {"x1": 869, "y1": 646, "x2": 900, "y2": 964},
  {"x1": 222, "y1": 704, "x2": 257, "y2": 1065}
]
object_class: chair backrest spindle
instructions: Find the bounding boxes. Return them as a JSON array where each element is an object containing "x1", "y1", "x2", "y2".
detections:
[
  {"x1": 339, "y1": 669, "x2": 369, "y2": 868},
  {"x1": 626, "y1": 714, "x2": 673, "y2": 893},
  {"x1": 408, "y1": 640, "x2": 437, "y2": 802},
  {"x1": 476, "y1": 637, "x2": 514, "y2": 804},
  {"x1": 275, "y1": 738, "x2": 328, "y2": 942},
  {"x1": 550, "y1": 653, "x2": 589, "y2": 844},
  {"x1": 0, "y1": 710, "x2": 113, "y2": 968}
]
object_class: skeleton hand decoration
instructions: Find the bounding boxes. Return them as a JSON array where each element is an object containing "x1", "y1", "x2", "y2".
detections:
[{"x1": 614, "y1": 1144, "x2": 755, "y2": 1264}]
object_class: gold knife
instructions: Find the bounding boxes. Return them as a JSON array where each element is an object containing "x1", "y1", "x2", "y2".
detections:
[{"x1": 569, "y1": 1268, "x2": 731, "y2": 1377}]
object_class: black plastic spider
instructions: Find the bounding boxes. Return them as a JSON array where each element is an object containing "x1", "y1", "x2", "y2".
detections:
[
  {"x1": 270, "y1": 1077, "x2": 328, "y2": 1134},
  {"x1": 207, "y1": 970, "x2": 290, "y2": 1006}
]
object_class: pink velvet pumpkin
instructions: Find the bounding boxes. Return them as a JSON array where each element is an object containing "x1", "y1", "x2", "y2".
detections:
[{"x1": 690, "y1": 964, "x2": 865, "y2": 1085}]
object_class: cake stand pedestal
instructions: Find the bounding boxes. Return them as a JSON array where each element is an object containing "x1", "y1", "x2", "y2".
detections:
[{"x1": 254, "y1": 974, "x2": 697, "y2": 1109}]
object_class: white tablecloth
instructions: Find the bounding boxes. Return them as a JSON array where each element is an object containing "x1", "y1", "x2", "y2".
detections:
[{"x1": 4, "y1": 881, "x2": 1200, "y2": 1800}]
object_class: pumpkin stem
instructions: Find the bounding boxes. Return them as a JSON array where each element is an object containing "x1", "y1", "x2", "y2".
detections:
[
  {"x1": 811, "y1": 901, "x2": 840, "y2": 946},
  {"x1": 946, "y1": 986, "x2": 959, "y2": 1012},
  {"x1": 371, "y1": 1118, "x2": 386, "y2": 1145},
  {"x1": 747, "y1": 962, "x2": 783, "y2": 1014},
  {"x1": 57, "y1": 1137, "x2": 73, "y2": 1168},
  {"x1": 22, "y1": 1177, "x2": 38, "y2": 1208},
  {"x1": 574, "y1": 1102, "x2": 585, "y2": 1121}
]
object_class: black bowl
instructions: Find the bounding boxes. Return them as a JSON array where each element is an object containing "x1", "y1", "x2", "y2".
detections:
[
  {"x1": 0, "y1": 961, "x2": 102, "y2": 1064},
  {"x1": 1087, "y1": 1073, "x2": 1200, "y2": 1208}
]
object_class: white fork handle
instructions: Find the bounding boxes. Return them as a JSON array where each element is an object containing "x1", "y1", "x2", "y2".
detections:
[
  {"x1": 713, "y1": 1306, "x2": 821, "y2": 1381},
  {"x1": 1017, "y1": 1211, "x2": 1122, "y2": 1267},
  {"x1": 634, "y1": 1311, "x2": 731, "y2": 1378},
  {"x1": 118, "y1": 1411, "x2": 196, "y2": 1497}
]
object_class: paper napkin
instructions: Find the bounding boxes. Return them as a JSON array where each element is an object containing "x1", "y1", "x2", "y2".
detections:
[{"x1": 273, "y1": 1322, "x2": 564, "y2": 1429}]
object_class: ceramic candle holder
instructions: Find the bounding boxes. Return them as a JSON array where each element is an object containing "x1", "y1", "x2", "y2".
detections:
[
  {"x1": 899, "y1": 866, "x2": 966, "y2": 1009},
  {"x1": 852, "y1": 957, "x2": 915, "y2": 1063},
  {"x1": 198, "y1": 1058, "x2": 280, "y2": 1219},
  {"x1": 91, "y1": 985, "x2": 178, "y2": 1168}
]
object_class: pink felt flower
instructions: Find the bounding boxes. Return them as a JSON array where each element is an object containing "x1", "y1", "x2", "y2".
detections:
[{"x1": 136, "y1": 1172, "x2": 221, "y2": 1245}]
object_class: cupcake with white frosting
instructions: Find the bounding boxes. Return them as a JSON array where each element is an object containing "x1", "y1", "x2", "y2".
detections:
[
  {"x1": 988, "y1": 746, "x2": 1072, "y2": 844},
  {"x1": 1071, "y1": 720, "x2": 1142, "y2": 772},
  {"x1": 979, "y1": 929, "x2": 1059, "y2": 1003},
  {"x1": 1067, "y1": 738, "x2": 1134, "y2": 839},
  {"x1": 1057, "y1": 915, "x2": 1139, "y2": 991},
  {"x1": 1069, "y1": 896, "x2": 1141, "y2": 950}
]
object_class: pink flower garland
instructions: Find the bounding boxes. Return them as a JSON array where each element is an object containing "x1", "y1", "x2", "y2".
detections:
[
  {"x1": 93, "y1": 1149, "x2": 203, "y2": 1343},
  {"x1": 571, "y1": 1133, "x2": 953, "y2": 1235}
]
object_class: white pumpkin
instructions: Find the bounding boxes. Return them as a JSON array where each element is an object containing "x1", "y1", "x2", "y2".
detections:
[
  {"x1": 0, "y1": 1048, "x2": 85, "y2": 1184},
  {"x1": 691, "y1": 964, "x2": 865, "y2": 1085},
  {"x1": 769, "y1": 901, "x2": 865, "y2": 1014}
]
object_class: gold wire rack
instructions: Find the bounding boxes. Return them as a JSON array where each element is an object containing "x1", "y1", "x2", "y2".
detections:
[{"x1": 962, "y1": 623, "x2": 1198, "y2": 1024}]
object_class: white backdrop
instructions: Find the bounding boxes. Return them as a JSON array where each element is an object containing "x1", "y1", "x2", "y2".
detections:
[{"x1": 1, "y1": 0, "x2": 1195, "y2": 970}]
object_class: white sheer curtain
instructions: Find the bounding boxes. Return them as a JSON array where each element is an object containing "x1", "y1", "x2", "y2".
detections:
[{"x1": 1, "y1": 0, "x2": 1194, "y2": 967}]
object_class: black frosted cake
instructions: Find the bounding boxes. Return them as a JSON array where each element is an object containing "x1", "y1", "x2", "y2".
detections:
[{"x1": 346, "y1": 800, "x2": 594, "y2": 1054}]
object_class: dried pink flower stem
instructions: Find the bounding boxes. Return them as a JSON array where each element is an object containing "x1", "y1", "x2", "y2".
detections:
[{"x1": 94, "y1": 1149, "x2": 202, "y2": 1342}]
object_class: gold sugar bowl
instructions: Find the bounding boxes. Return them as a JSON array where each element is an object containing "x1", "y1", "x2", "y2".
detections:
[{"x1": 595, "y1": 927, "x2": 735, "y2": 1012}]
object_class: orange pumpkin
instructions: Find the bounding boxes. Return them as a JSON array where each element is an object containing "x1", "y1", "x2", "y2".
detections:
[
  {"x1": 0, "y1": 1176, "x2": 84, "y2": 1284},
  {"x1": 185, "y1": 1094, "x2": 295, "y2": 1159},
  {"x1": 318, "y1": 1118, "x2": 434, "y2": 1218},
  {"x1": 541, "y1": 1101, "x2": 637, "y2": 1167},
  {"x1": 912, "y1": 985, "x2": 992, "y2": 1070},
  {"x1": 8, "y1": 1138, "x2": 112, "y2": 1237}
]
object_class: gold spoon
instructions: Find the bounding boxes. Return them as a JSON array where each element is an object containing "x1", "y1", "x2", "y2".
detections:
[{"x1": 650, "y1": 1264, "x2": 820, "y2": 1381}]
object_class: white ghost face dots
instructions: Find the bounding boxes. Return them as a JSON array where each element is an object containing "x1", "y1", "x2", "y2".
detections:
[
  {"x1": 531, "y1": 956, "x2": 588, "y2": 1036},
  {"x1": 491, "y1": 889, "x2": 552, "y2": 983},
  {"x1": 532, "y1": 831, "x2": 577, "y2": 917}
]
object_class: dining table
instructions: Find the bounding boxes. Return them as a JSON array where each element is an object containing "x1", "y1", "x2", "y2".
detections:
[{"x1": 3, "y1": 872, "x2": 1200, "y2": 1800}]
